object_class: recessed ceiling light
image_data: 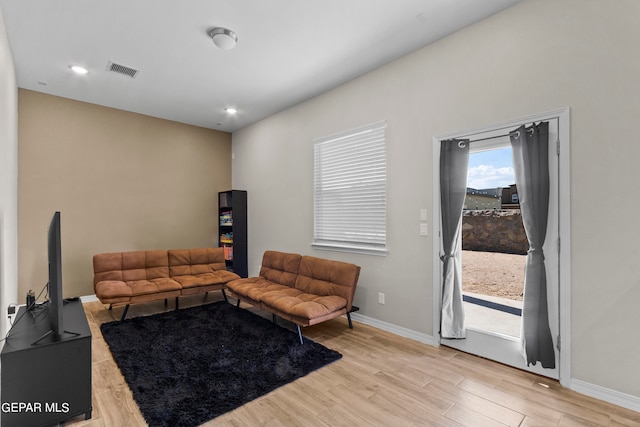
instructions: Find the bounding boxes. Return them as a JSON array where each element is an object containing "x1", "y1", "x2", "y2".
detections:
[
  {"x1": 225, "y1": 107, "x2": 237, "y2": 114},
  {"x1": 70, "y1": 65, "x2": 88, "y2": 75}
]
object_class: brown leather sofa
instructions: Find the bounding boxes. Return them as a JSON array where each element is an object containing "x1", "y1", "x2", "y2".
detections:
[
  {"x1": 93, "y1": 247, "x2": 240, "y2": 320},
  {"x1": 226, "y1": 250, "x2": 361, "y2": 343}
]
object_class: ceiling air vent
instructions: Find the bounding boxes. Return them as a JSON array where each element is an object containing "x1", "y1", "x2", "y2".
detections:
[{"x1": 106, "y1": 61, "x2": 139, "y2": 79}]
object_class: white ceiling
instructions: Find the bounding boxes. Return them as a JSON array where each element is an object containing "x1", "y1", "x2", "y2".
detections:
[{"x1": 0, "y1": 0, "x2": 520, "y2": 132}]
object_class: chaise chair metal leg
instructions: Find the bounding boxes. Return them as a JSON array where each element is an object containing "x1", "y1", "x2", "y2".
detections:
[
  {"x1": 296, "y1": 325, "x2": 304, "y2": 344},
  {"x1": 347, "y1": 306, "x2": 359, "y2": 329},
  {"x1": 221, "y1": 288, "x2": 228, "y2": 303},
  {"x1": 120, "y1": 304, "x2": 130, "y2": 321}
]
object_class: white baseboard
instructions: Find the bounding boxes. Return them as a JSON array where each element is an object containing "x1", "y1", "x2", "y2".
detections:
[
  {"x1": 350, "y1": 312, "x2": 436, "y2": 346},
  {"x1": 80, "y1": 294, "x2": 99, "y2": 303},
  {"x1": 570, "y1": 378, "x2": 640, "y2": 413}
]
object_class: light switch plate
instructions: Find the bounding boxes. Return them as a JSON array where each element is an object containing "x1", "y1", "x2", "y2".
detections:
[
  {"x1": 420, "y1": 208, "x2": 428, "y2": 221},
  {"x1": 420, "y1": 223, "x2": 428, "y2": 236}
]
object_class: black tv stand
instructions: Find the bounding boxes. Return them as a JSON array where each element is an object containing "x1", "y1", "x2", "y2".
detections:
[
  {"x1": 1, "y1": 299, "x2": 92, "y2": 426},
  {"x1": 31, "y1": 328, "x2": 81, "y2": 346}
]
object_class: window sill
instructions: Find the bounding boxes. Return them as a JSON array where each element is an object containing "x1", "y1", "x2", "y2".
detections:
[{"x1": 310, "y1": 242, "x2": 388, "y2": 257}]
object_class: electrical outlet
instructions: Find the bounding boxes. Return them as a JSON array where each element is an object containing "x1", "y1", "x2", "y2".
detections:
[
  {"x1": 378, "y1": 292, "x2": 385, "y2": 305},
  {"x1": 7, "y1": 305, "x2": 16, "y2": 316}
]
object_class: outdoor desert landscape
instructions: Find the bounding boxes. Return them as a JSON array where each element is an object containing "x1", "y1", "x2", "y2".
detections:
[{"x1": 462, "y1": 250, "x2": 525, "y2": 301}]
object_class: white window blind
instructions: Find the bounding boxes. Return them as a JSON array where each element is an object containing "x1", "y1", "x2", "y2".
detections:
[{"x1": 312, "y1": 121, "x2": 387, "y2": 255}]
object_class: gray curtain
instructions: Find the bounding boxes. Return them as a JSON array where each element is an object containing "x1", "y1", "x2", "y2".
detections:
[
  {"x1": 439, "y1": 138, "x2": 469, "y2": 339},
  {"x1": 510, "y1": 122, "x2": 555, "y2": 368}
]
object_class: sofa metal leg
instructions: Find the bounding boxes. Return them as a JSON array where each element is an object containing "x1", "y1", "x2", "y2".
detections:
[
  {"x1": 175, "y1": 297, "x2": 179, "y2": 310},
  {"x1": 236, "y1": 298, "x2": 241, "y2": 308},
  {"x1": 296, "y1": 325, "x2": 304, "y2": 344},
  {"x1": 272, "y1": 314, "x2": 276, "y2": 324},
  {"x1": 164, "y1": 299, "x2": 168, "y2": 307},
  {"x1": 347, "y1": 306, "x2": 359, "y2": 329},
  {"x1": 120, "y1": 304, "x2": 130, "y2": 321},
  {"x1": 221, "y1": 288, "x2": 228, "y2": 303},
  {"x1": 108, "y1": 304, "x2": 112, "y2": 311}
]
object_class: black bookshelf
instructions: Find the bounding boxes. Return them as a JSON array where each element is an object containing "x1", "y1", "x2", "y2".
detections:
[{"x1": 218, "y1": 190, "x2": 247, "y2": 278}]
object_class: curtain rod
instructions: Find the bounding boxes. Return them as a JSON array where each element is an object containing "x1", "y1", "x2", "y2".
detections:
[
  {"x1": 467, "y1": 121, "x2": 543, "y2": 144},
  {"x1": 467, "y1": 132, "x2": 511, "y2": 144}
]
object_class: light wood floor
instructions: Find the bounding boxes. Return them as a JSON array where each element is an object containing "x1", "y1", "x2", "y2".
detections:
[{"x1": 65, "y1": 293, "x2": 640, "y2": 427}]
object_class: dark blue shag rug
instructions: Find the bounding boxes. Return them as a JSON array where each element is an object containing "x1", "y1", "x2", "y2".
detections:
[{"x1": 100, "y1": 301, "x2": 342, "y2": 427}]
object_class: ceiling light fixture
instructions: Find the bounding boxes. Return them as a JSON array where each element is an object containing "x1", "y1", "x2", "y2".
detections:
[
  {"x1": 207, "y1": 27, "x2": 238, "y2": 50},
  {"x1": 225, "y1": 107, "x2": 237, "y2": 114},
  {"x1": 70, "y1": 65, "x2": 88, "y2": 75}
]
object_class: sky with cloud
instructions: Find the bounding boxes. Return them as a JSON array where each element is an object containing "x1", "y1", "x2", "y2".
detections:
[{"x1": 467, "y1": 147, "x2": 515, "y2": 189}]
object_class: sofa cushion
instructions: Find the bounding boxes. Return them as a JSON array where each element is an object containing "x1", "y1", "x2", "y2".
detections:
[
  {"x1": 94, "y1": 276, "x2": 181, "y2": 304},
  {"x1": 168, "y1": 248, "x2": 227, "y2": 276},
  {"x1": 127, "y1": 278, "x2": 182, "y2": 295},
  {"x1": 173, "y1": 270, "x2": 240, "y2": 289},
  {"x1": 168, "y1": 248, "x2": 239, "y2": 288},
  {"x1": 122, "y1": 250, "x2": 170, "y2": 281},
  {"x1": 93, "y1": 252, "x2": 126, "y2": 286},
  {"x1": 94, "y1": 280, "x2": 132, "y2": 300},
  {"x1": 259, "y1": 288, "x2": 347, "y2": 320},
  {"x1": 259, "y1": 251, "x2": 302, "y2": 287},
  {"x1": 227, "y1": 278, "x2": 291, "y2": 302},
  {"x1": 294, "y1": 256, "x2": 360, "y2": 311},
  {"x1": 93, "y1": 250, "x2": 174, "y2": 296}
]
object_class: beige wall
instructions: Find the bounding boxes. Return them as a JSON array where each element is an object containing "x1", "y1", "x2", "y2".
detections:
[
  {"x1": 232, "y1": 0, "x2": 640, "y2": 399},
  {"x1": 18, "y1": 90, "x2": 232, "y2": 299}
]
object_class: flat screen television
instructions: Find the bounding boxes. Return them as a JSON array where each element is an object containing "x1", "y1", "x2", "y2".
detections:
[
  {"x1": 31, "y1": 211, "x2": 68, "y2": 345},
  {"x1": 47, "y1": 211, "x2": 64, "y2": 340}
]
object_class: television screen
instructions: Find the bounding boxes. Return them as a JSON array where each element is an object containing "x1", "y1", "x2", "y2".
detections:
[{"x1": 47, "y1": 211, "x2": 64, "y2": 338}]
